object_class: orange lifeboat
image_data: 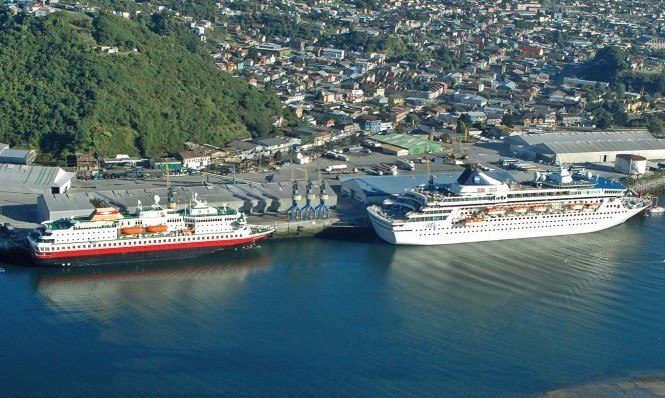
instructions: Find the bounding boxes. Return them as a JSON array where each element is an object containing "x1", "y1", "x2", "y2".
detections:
[
  {"x1": 567, "y1": 202, "x2": 584, "y2": 211},
  {"x1": 511, "y1": 205, "x2": 528, "y2": 214},
  {"x1": 463, "y1": 216, "x2": 485, "y2": 224},
  {"x1": 585, "y1": 202, "x2": 600, "y2": 209},
  {"x1": 485, "y1": 206, "x2": 507, "y2": 216},
  {"x1": 146, "y1": 224, "x2": 168, "y2": 233},
  {"x1": 121, "y1": 226, "x2": 144, "y2": 235},
  {"x1": 531, "y1": 204, "x2": 549, "y2": 212}
]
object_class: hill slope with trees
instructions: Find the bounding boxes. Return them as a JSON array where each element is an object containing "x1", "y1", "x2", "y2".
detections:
[{"x1": 0, "y1": 9, "x2": 285, "y2": 161}]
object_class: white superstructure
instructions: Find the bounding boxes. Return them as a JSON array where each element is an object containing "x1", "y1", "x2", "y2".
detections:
[{"x1": 367, "y1": 166, "x2": 651, "y2": 245}]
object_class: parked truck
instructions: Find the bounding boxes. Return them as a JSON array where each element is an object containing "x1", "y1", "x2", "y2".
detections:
[
  {"x1": 396, "y1": 158, "x2": 415, "y2": 171},
  {"x1": 325, "y1": 164, "x2": 348, "y2": 173}
]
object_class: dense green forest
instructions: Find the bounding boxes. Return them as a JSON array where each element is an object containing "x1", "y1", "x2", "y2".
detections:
[{"x1": 0, "y1": 8, "x2": 284, "y2": 161}]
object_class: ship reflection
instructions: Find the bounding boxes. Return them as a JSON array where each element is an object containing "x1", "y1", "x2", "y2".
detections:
[
  {"x1": 33, "y1": 247, "x2": 271, "y2": 321},
  {"x1": 384, "y1": 219, "x2": 647, "y2": 313}
]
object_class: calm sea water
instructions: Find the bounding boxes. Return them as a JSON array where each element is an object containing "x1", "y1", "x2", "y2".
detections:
[{"x1": 1, "y1": 212, "x2": 665, "y2": 397}]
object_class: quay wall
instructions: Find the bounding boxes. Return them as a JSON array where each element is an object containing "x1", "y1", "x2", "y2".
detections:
[
  {"x1": 254, "y1": 216, "x2": 375, "y2": 241},
  {"x1": 626, "y1": 172, "x2": 665, "y2": 195}
]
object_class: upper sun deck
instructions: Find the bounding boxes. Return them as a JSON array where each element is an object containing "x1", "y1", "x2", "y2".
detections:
[{"x1": 405, "y1": 171, "x2": 627, "y2": 208}]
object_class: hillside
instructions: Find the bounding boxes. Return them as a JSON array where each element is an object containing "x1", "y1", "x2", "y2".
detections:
[{"x1": 0, "y1": 9, "x2": 284, "y2": 160}]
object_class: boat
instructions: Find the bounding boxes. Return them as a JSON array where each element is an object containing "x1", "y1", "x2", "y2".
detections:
[
  {"x1": 566, "y1": 202, "x2": 585, "y2": 211},
  {"x1": 26, "y1": 193, "x2": 276, "y2": 266},
  {"x1": 146, "y1": 224, "x2": 168, "y2": 234},
  {"x1": 366, "y1": 165, "x2": 652, "y2": 245},
  {"x1": 648, "y1": 206, "x2": 665, "y2": 214},
  {"x1": 510, "y1": 205, "x2": 528, "y2": 214},
  {"x1": 647, "y1": 197, "x2": 665, "y2": 214},
  {"x1": 485, "y1": 206, "x2": 507, "y2": 216},
  {"x1": 463, "y1": 216, "x2": 485, "y2": 224},
  {"x1": 121, "y1": 226, "x2": 144, "y2": 235},
  {"x1": 531, "y1": 204, "x2": 549, "y2": 212}
]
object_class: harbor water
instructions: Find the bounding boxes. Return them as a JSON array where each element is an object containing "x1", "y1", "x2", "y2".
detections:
[{"x1": 2, "y1": 212, "x2": 665, "y2": 397}]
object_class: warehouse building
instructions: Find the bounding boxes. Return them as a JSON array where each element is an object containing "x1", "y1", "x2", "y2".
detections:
[
  {"x1": 506, "y1": 130, "x2": 665, "y2": 164},
  {"x1": 36, "y1": 181, "x2": 336, "y2": 222},
  {"x1": 0, "y1": 143, "x2": 37, "y2": 165},
  {"x1": 0, "y1": 164, "x2": 75, "y2": 194},
  {"x1": 367, "y1": 133, "x2": 445, "y2": 156}
]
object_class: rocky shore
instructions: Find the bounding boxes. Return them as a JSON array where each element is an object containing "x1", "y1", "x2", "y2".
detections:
[{"x1": 626, "y1": 172, "x2": 665, "y2": 195}]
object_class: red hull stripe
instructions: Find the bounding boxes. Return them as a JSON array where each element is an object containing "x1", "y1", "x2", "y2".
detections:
[{"x1": 35, "y1": 232, "x2": 272, "y2": 260}]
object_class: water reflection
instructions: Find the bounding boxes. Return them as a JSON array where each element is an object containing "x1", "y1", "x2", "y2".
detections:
[
  {"x1": 380, "y1": 219, "x2": 665, "y2": 396},
  {"x1": 32, "y1": 247, "x2": 271, "y2": 321}
]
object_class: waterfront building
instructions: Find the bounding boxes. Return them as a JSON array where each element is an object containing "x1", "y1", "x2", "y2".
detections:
[
  {"x1": 0, "y1": 143, "x2": 37, "y2": 165},
  {"x1": 506, "y1": 130, "x2": 665, "y2": 164},
  {"x1": 0, "y1": 164, "x2": 74, "y2": 194},
  {"x1": 35, "y1": 181, "x2": 337, "y2": 222}
]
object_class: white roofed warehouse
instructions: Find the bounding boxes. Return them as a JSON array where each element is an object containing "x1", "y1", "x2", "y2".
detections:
[
  {"x1": 506, "y1": 130, "x2": 665, "y2": 164},
  {"x1": 0, "y1": 164, "x2": 75, "y2": 194}
]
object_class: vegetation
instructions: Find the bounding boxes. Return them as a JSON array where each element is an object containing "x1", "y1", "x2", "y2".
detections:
[
  {"x1": 0, "y1": 9, "x2": 284, "y2": 158},
  {"x1": 583, "y1": 46, "x2": 665, "y2": 96}
]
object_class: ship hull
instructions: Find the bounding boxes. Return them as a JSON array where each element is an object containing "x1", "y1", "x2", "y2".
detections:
[
  {"x1": 368, "y1": 204, "x2": 648, "y2": 245},
  {"x1": 32, "y1": 231, "x2": 273, "y2": 267}
]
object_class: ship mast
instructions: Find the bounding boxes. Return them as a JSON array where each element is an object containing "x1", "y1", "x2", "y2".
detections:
[{"x1": 165, "y1": 158, "x2": 176, "y2": 209}]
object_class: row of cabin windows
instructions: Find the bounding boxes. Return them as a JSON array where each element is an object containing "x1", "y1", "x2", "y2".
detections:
[
  {"x1": 415, "y1": 214, "x2": 619, "y2": 232},
  {"x1": 43, "y1": 235, "x2": 242, "y2": 251},
  {"x1": 418, "y1": 221, "x2": 601, "y2": 236}
]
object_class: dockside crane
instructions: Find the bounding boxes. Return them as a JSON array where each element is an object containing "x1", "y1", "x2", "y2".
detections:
[
  {"x1": 301, "y1": 166, "x2": 316, "y2": 221},
  {"x1": 315, "y1": 164, "x2": 330, "y2": 220},
  {"x1": 286, "y1": 163, "x2": 302, "y2": 221}
]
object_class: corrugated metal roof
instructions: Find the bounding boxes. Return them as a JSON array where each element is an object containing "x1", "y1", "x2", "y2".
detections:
[
  {"x1": 371, "y1": 133, "x2": 444, "y2": 150},
  {"x1": 512, "y1": 130, "x2": 665, "y2": 154},
  {"x1": 0, "y1": 164, "x2": 75, "y2": 193}
]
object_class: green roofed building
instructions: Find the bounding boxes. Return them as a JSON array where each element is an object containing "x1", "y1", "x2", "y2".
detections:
[{"x1": 369, "y1": 133, "x2": 445, "y2": 156}]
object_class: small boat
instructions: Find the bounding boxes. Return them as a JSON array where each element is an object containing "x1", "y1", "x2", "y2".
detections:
[
  {"x1": 648, "y1": 206, "x2": 665, "y2": 214},
  {"x1": 485, "y1": 206, "x2": 507, "y2": 216},
  {"x1": 121, "y1": 226, "x2": 144, "y2": 235},
  {"x1": 511, "y1": 205, "x2": 528, "y2": 214},
  {"x1": 647, "y1": 197, "x2": 664, "y2": 214},
  {"x1": 146, "y1": 224, "x2": 168, "y2": 233},
  {"x1": 463, "y1": 216, "x2": 485, "y2": 224},
  {"x1": 567, "y1": 202, "x2": 584, "y2": 211},
  {"x1": 531, "y1": 204, "x2": 549, "y2": 212}
]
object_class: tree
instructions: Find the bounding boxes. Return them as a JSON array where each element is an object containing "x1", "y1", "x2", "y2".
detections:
[
  {"x1": 501, "y1": 113, "x2": 513, "y2": 127},
  {"x1": 456, "y1": 119, "x2": 469, "y2": 141},
  {"x1": 647, "y1": 117, "x2": 665, "y2": 138},
  {"x1": 594, "y1": 109, "x2": 613, "y2": 128},
  {"x1": 585, "y1": 46, "x2": 627, "y2": 83},
  {"x1": 405, "y1": 113, "x2": 420, "y2": 127}
]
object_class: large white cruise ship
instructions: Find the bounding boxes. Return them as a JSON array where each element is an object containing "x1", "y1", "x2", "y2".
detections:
[
  {"x1": 27, "y1": 193, "x2": 275, "y2": 266},
  {"x1": 367, "y1": 166, "x2": 651, "y2": 245}
]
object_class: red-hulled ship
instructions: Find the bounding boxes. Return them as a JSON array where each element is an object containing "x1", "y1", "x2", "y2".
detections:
[{"x1": 27, "y1": 194, "x2": 275, "y2": 266}]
